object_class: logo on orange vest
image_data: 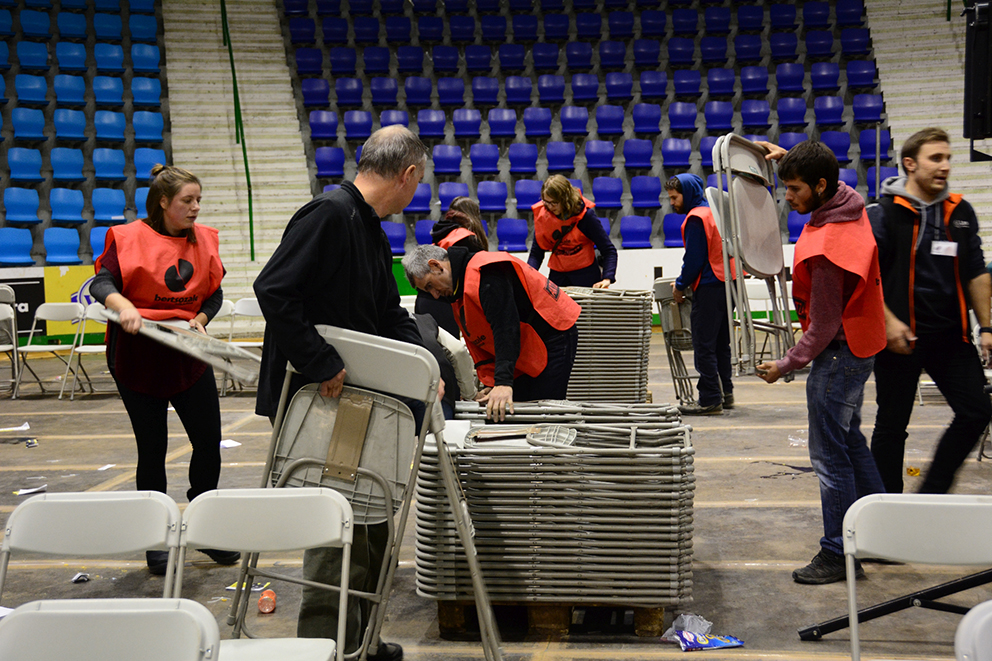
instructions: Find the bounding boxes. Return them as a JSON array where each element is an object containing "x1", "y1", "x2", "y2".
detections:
[
  {"x1": 165, "y1": 259, "x2": 194, "y2": 293},
  {"x1": 545, "y1": 279, "x2": 560, "y2": 300},
  {"x1": 794, "y1": 298, "x2": 807, "y2": 319}
]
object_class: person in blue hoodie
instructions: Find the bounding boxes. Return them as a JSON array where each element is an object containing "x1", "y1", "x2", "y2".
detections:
[{"x1": 667, "y1": 173, "x2": 735, "y2": 415}]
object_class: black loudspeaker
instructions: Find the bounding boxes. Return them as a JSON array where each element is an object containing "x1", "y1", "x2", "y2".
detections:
[{"x1": 964, "y1": 1, "x2": 992, "y2": 140}]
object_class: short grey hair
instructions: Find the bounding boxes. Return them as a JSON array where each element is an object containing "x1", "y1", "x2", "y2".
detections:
[
  {"x1": 402, "y1": 244, "x2": 448, "y2": 284},
  {"x1": 358, "y1": 125, "x2": 429, "y2": 179}
]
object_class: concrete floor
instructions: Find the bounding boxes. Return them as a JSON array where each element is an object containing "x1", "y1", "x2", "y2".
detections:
[{"x1": 2, "y1": 331, "x2": 991, "y2": 660}]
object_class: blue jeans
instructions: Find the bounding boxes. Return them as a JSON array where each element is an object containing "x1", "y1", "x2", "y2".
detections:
[{"x1": 806, "y1": 343, "x2": 885, "y2": 555}]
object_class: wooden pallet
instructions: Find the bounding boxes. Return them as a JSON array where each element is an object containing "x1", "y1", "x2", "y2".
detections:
[{"x1": 437, "y1": 600, "x2": 665, "y2": 639}]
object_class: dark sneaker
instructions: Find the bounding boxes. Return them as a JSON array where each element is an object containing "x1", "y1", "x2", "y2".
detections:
[
  {"x1": 199, "y1": 548, "x2": 241, "y2": 565},
  {"x1": 367, "y1": 641, "x2": 403, "y2": 661},
  {"x1": 793, "y1": 548, "x2": 864, "y2": 584},
  {"x1": 723, "y1": 393, "x2": 735, "y2": 409},
  {"x1": 146, "y1": 550, "x2": 170, "y2": 576},
  {"x1": 679, "y1": 402, "x2": 724, "y2": 416}
]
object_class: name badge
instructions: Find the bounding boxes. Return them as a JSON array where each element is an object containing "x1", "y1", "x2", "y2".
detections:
[{"x1": 931, "y1": 241, "x2": 958, "y2": 257}]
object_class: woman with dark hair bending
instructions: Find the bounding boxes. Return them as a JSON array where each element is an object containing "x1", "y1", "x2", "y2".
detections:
[
  {"x1": 91, "y1": 164, "x2": 239, "y2": 576},
  {"x1": 528, "y1": 174, "x2": 618, "y2": 288}
]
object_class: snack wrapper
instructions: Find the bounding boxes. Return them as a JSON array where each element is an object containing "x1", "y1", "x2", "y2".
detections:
[{"x1": 673, "y1": 630, "x2": 744, "y2": 652}]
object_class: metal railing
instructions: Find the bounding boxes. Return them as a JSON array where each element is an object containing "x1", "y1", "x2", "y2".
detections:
[{"x1": 219, "y1": 0, "x2": 256, "y2": 261}]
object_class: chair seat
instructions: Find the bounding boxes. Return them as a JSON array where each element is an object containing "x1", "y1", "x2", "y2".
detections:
[{"x1": 219, "y1": 637, "x2": 336, "y2": 661}]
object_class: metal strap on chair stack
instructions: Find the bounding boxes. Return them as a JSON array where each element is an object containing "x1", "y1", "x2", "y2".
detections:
[
  {"x1": 708, "y1": 134, "x2": 796, "y2": 377},
  {"x1": 653, "y1": 277, "x2": 696, "y2": 406},
  {"x1": 563, "y1": 287, "x2": 653, "y2": 403}
]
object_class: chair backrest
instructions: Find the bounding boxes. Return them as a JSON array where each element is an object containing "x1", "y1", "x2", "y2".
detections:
[
  {"x1": 956, "y1": 599, "x2": 992, "y2": 661},
  {"x1": 233, "y1": 297, "x2": 263, "y2": 318},
  {"x1": 4, "y1": 187, "x2": 42, "y2": 223},
  {"x1": 0, "y1": 598, "x2": 219, "y2": 661},
  {"x1": 90, "y1": 226, "x2": 111, "y2": 259},
  {"x1": 43, "y1": 227, "x2": 82, "y2": 265},
  {"x1": 496, "y1": 217, "x2": 528, "y2": 251},
  {"x1": 0, "y1": 227, "x2": 35, "y2": 265},
  {"x1": 620, "y1": 215, "x2": 652, "y2": 248},
  {"x1": 50, "y1": 188, "x2": 85, "y2": 223}
]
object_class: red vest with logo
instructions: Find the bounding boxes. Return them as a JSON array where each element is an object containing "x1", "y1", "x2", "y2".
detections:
[
  {"x1": 792, "y1": 210, "x2": 886, "y2": 358},
  {"x1": 437, "y1": 226, "x2": 475, "y2": 250},
  {"x1": 532, "y1": 197, "x2": 597, "y2": 272},
  {"x1": 452, "y1": 251, "x2": 581, "y2": 385},
  {"x1": 96, "y1": 221, "x2": 224, "y2": 321},
  {"x1": 680, "y1": 206, "x2": 736, "y2": 289}
]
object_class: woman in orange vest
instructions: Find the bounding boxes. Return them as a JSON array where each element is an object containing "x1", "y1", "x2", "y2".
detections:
[
  {"x1": 91, "y1": 165, "x2": 238, "y2": 576},
  {"x1": 528, "y1": 175, "x2": 617, "y2": 288}
]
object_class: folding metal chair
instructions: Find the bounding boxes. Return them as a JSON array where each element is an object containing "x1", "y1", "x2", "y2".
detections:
[
  {"x1": 13, "y1": 302, "x2": 85, "y2": 399},
  {"x1": 654, "y1": 278, "x2": 695, "y2": 406},
  {"x1": 956, "y1": 598, "x2": 992, "y2": 661},
  {"x1": 67, "y1": 301, "x2": 109, "y2": 399},
  {"x1": 0, "y1": 285, "x2": 18, "y2": 391}
]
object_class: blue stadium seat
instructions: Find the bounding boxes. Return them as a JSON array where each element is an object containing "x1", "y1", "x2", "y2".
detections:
[
  {"x1": 770, "y1": 65, "x2": 803, "y2": 96},
  {"x1": 437, "y1": 78, "x2": 465, "y2": 105},
  {"x1": 327, "y1": 47, "x2": 355, "y2": 75},
  {"x1": 669, "y1": 102, "x2": 698, "y2": 132},
  {"x1": 841, "y1": 28, "x2": 871, "y2": 56},
  {"x1": 543, "y1": 14, "x2": 569, "y2": 41},
  {"x1": 94, "y1": 110, "x2": 126, "y2": 142},
  {"x1": 9, "y1": 148, "x2": 44, "y2": 182},
  {"x1": 363, "y1": 46, "x2": 390, "y2": 74},
  {"x1": 700, "y1": 37, "x2": 728, "y2": 65},
  {"x1": 674, "y1": 69, "x2": 702, "y2": 98},
  {"x1": 128, "y1": 0, "x2": 154, "y2": 12},
  {"x1": 777, "y1": 97, "x2": 808, "y2": 127},
  {"x1": 414, "y1": 219, "x2": 434, "y2": 245},
  {"x1": 405, "y1": 183, "x2": 432, "y2": 214},
  {"x1": 335, "y1": 78, "x2": 363, "y2": 106},
  {"x1": 134, "y1": 186, "x2": 149, "y2": 213},
  {"x1": 546, "y1": 141, "x2": 576, "y2": 172},
  {"x1": 532, "y1": 42, "x2": 559, "y2": 71},
  {"x1": 0, "y1": 228, "x2": 35, "y2": 265},
  {"x1": 741, "y1": 99, "x2": 770, "y2": 130},
  {"x1": 575, "y1": 13, "x2": 601, "y2": 39},
  {"x1": 381, "y1": 0, "x2": 404, "y2": 13},
  {"x1": 50, "y1": 188, "x2": 84, "y2": 223},
  {"x1": 378, "y1": 109, "x2": 408, "y2": 129},
  {"x1": 0, "y1": 78, "x2": 5, "y2": 104},
  {"x1": 0, "y1": 9, "x2": 11, "y2": 36},
  {"x1": 513, "y1": 15, "x2": 538, "y2": 42},
  {"x1": 523, "y1": 107, "x2": 552, "y2": 138},
  {"x1": 859, "y1": 129, "x2": 891, "y2": 161},
  {"x1": 508, "y1": 143, "x2": 538, "y2": 174},
  {"x1": 595, "y1": 105, "x2": 624, "y2": 136},
  {"x1": 21, "y1": 9, "x2": 52, "y2": 38},
  {"x1": 565, "y1": 41, "x2": 593, "y2": 71},
  {"x1": 813, "y1": 96, "x2": 844, "y2": 127},
  {"x1": 487, "y1": 108, "x2": 516, "y2": 138},
  {"x1": 89, "y1": 76, "x2": 123, "y2": 107},
  {"x1": 838, "y1": 167, "x2": 859, "y2": 189},
  {"x1": 4, "y1": 188, "x2": 41, "y2": 223},
  {"x1": 806, "y1": 30, "x2": 835, "y2": 59},
  {"x1": 662, "y1": 213, "x2": 686, "y2": 247},
  {"x1": 301, "y1": 78, "x2": 330, "y2": 107},
  {"x1": 632, "y1": 39, "x2": 661, "y2": 68},
  {"x1": 641, "y1": 10, "x2": 666, "y2": 36},
  {"x1": 592, "y1": 177, "x2": 623, "y2": 209},
  {"x1": 452, "y1": 108, "x2": 481, "y2": 139},
  {"x1": 537, "y1": 75, "x2": 565, "y2": 104},
  {"x1": 707, "y1": 68, "x2": 735, "y2": 97},
  {"x1": 699, "y1": 135, "x2": 718, "y2": 168},
  {"x1": 505, "y1": 76, "x2": 532, "y2": 105},
  {"x1": 586, "y1": 140, "x2": 614, "y2": 171},
  {"x1": 129, "y1": 14, "x2": 157, "y2": 42},
  {"x1": 54, "y1": 109, "x2": 86, "y2": 141},
  {"x1": 417, "y1": 16, "x2": 442, "y2": 42},
  {"x1": 867, "y1": 166, "x2": 898, "y2": 198},
  {"x1": 343, "y1": 110, "x2": 372, "y2": 140},
  {"x1": 133, "y1": 110, "x2": 163, "y2": 143},
  {"x1": 478, "y1": 181, "x2": 508, "y2": 212},
  {"x1": 309, "y1": 110, "x2": 338, "y2": 140},
  {"x1": 134, "y1": 147, "x2": 165, "y2": 180},
  {"x1": 284, "y1": 0, "x2": 308, "y2": 16},
  {"x1": 130, "y1": 44, "x2": 159, "y2": 73},
  {"x1": 804, "y1": 1, "x2": 831, "y2": 29},
  {"x1": 472, "y1": 77, "x2": 499, "y2": 106},
  {"x1": 498, "y1": 44, "x2": 524, "y2": 71},
  {"x1": 417, "y1": 109, "x2": 445, "y2": 139},
  {"x1": 465, "y1": 44, "x2": 492, "y2": 72},
  {"x1": 315, "y1": 0, "x2": 341, "y2": 15},
  {"x1": 385, "y1": 15, "x2": 410, "y2": 43},
  {"x1": 599, "y1": 41, "x2": 626, "y2": 70},
  {"x1": 52, "y1": 147, "x2": 85, "y2": 182},
  {"x1": 662, "y1": 138, "x2": 692, "y2": 169},
  {"x1": 320, "y1": 17, "x2": 347, "y2": 43},
  {"x1": 668, "y1": 37, "x2": 695, "y2": 66},
  {"x1": 55, "y1": 43, "x2": 86, "y2": 72},
  {"x1": 381, "y1": 221, "x2": 406, "y2": 255},
  {"x1": 315, "y1": 146, "x2": 345, "y2": 177},
  {"x1": 622, "y1": 138, "x2": 652, "y2": 169},
  {"x1": 631, "y1": 176, "x2": 662, "y2": 209},
  {"x1": 396, "y1": 46, "x2": 423, "y2": 73},
  {"x1": 439, "y1": 182, "x2": 469, "y2": 211},
  {"x1": 90, "y1": 226, "x2": 110, "y2": 259},
  {"x1": 449, "y1": 15, "x2": 475, "y2": 42},
  {"x1": 703, "y1": 5, "x2": 730, "y2": 33},
  {"x1": 605, "y1": 72, "x2": 633, "y2": 101},
  {"x1": 620, "y1": 216, "x2": 652, "y2": 248},
  {"x1": 93, "y1": 188, "x2": 127, "y2": 223},
  {"x1": 17, "y1": 42, "x2": 49, "y2": 71},
  {"x1": 570, "y1": 74, "x2": 599, "y2": 102},
  {"x1": 853, "y1": 93, "x2": 884, "y2": 123},
  {"x1": 480, "y1": 15, "x2": 506, "y2": 43},
  {"x1": 778, "y1": 132, "x2": 808, "y2": 151},
  {"x1": 809, "y1": 62, "x2": 840, "y2": 92},
  {"x1": 514, "y1": 179, "x2": 542, "y2": 210},
  {"x1": 353, "y1": 17, "x2": 380, "y2": 43},
  {"x1": 734, "y1": 34, "x2": 762, "y2": 63},
  {"x1": 672, "y1": 8, "x2": 698, "y2": 34},
  {"x1": 847, "y1": 60, "x2": 877, "y2": 89},
  {"x1": 404, "y1": 77, "x2": 432, "y2": 106},
  {"x1": 836, "y1": 0, "x2": 864, "y2": 26},
  {"x1": 632, "y1": 103, "x2": 662, "y2": 134},
  {"x1": 769, "y1": 3, "x2": 797, "y2": 30},
  {"x1": 609, "y1": 11, "x2": 634, "y2": 39},
  {"x1": 639, "y1": 71, "x2": 667, "y2": 99},
  {"x1": 94, "y1": 13, "x2": 123, "y2": 40},
  {"x1": 737, "y1": 5, "x2": 764, "y2": 32},
  {"x1": 15, "y1": 75, "x2": 47, "y2": 106},
  {"x1": 557, "y1": 105, "x2": 587, "y2": 135},
  {"x1": 470, "y1": 143, "x2": 499, "y2": 174},
  {"x1": 350, "y1": 0, "x2": 373, "y2": 14},
  {"x1": 12, "y1": 108, "x2": 46, "y2": 141},
  {"x1": 494, "y1": 218, "x2": 526, "y2": 252},
  {"x1": 433, "y1": 144, "x2": 462, "y2": 175},
  {"x1": 704, "y1": 101, "x2": 733, "y2": 132},
  {"x1": 770, "y1": 33, "x2": 798, "y2": 60},
  {"x1": 740, "y1": 66, "x2": 768, "y2": 95},
  {"x1": 787, "y1": 211, "x2": 809, "y2": 243},
  {"x1": 820, "y1": 131, "x2": 851, "y2": 163}
]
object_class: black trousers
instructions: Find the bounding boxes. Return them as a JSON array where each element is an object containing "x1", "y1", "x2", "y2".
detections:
[
  {"x1": 115, "y1": 368, "x2": 222, "y2": 502},
  {"x1": 870, "y1": 331, "x2": 991, "y2": 494},
  {"x1": 513, "y1": 325, "x2": 579, "y2": 401},
  {"x1": 549, "y1": 263, "x2": 603, "y2": 288},
  {"x1": 690, "y1": 283, "x2": 733, "y2": 407}
]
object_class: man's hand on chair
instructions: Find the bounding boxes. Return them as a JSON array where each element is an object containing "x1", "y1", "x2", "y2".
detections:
[{"x1": 320, "y1": 369, "x2": 347, "y2": 398}]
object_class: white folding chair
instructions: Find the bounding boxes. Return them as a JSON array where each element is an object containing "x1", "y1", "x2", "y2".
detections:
[
  {"x1": 0, "y1": 491, "x2": 182, "y2": 602},
  {"x1": 175, "y1": 487, "x2": 352, "y2": 661},
  {"x1": 12, "y1": 301, "x2": 85, "y2": 399},
  {"x1": 844, "y1": 494, "x2": 992, "y2": 661},
  {"x1": 0, "y1": 302, "x2": 18, "y2": 390},
  {"x1": 66, "y1": 301, "x2": 109, "y2": 399},
  {"x1": 222, "y1": 298, "x2": 264, "y2": 395},
  {"x1": 0, "y1": 598, "x2": 219, "y2": 661},
  {"x1": 956, "y1": 599, "x2": 992, "y2": 661}
]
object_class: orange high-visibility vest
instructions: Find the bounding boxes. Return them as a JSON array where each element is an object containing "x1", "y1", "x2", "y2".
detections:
[
  {"x1": 532, "y1": 196, "x2": 597, "y2": 272},
  {"x1": 437, "y1": 226, "x2": 476, "y2": 250},
  {"x1": 681, "y1": 206, "x2": 736, "y2": 289}
]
